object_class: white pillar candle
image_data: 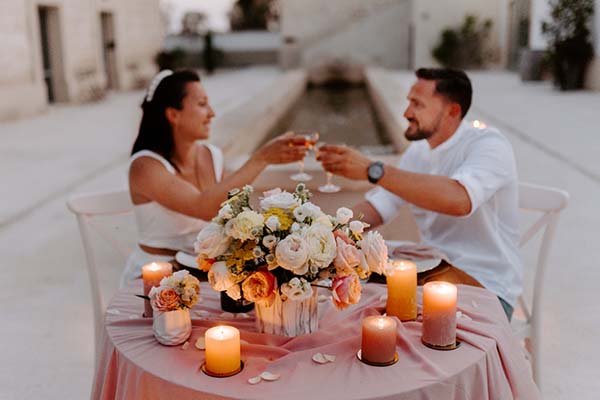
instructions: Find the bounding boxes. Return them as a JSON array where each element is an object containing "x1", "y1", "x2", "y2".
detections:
[
  {"x1": 205, "y1": 325, "x2": 241, "y2": 375},
  {"x1": 422, "y1": 281, "x2": 457, "y2": 347}
]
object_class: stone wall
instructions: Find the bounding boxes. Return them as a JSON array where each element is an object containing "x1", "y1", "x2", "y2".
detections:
[{"x1": 0, "y1": 0, "x2": 164, "y2": 121}]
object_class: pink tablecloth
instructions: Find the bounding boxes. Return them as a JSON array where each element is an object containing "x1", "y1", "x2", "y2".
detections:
[{"x1": 93, "y1": 282, "x2": 540, "y2": 400}]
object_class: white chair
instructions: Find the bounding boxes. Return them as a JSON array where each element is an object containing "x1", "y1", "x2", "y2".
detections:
[
  {"x1": 514, "y1": 182, "x2": 569, "y2": 388},
  {"x1": 66, "y1": 189, "x2": 134, "y2": 369}
]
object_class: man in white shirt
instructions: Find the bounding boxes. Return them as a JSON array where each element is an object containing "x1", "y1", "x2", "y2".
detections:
[{"x1": 317, "y1": 68, "x2": 521, "y2": 320}]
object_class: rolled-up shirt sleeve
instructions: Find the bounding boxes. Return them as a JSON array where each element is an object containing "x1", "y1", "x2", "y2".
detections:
[
  {"x1": 451, "y1": 131, "x2": 517, "y2": 217},
  {"x1": 365, "y1": 186, "x2": 405, "y2": 224}
]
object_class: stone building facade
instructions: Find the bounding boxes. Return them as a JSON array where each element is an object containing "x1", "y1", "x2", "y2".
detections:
[{"x1": 0, "y1": 0, "x2": 164, "y2": 120}]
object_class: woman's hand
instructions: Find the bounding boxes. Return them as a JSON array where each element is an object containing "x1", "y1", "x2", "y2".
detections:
[{"x1": 253, "y1": 132, "x2": 308, "y2": 165}]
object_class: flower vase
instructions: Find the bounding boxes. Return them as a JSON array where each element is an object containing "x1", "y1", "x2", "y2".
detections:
[
  {"x1": 152, "y1": 309, "x2": 192, "y2": 345},
  {"x1": 255, "y1": 289, "x2": 318, "y2": 337}
]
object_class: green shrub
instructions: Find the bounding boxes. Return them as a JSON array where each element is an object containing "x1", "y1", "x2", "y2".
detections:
[{"x1": 432, "y1": 15, "x2": 493, "y2": 69}]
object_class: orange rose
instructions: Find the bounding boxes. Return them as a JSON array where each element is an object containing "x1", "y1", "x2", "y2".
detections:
[
  {"x1": 151, "y1": 288, "x2": 181, "y2": 312},
  {"x1": 331, "y1": 273, "x2": 361, "y2": 310},
  {"x1": 197, "y1": 257, "x2": 215, "y2": 273},
  {"x1": 241, "y1": 270, "x2": 277, "y2": 306}
]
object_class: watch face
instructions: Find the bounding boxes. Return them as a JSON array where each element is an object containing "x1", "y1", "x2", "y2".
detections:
[{"x1": 368, "y1": 162, "x2": 384, "y2": 182}]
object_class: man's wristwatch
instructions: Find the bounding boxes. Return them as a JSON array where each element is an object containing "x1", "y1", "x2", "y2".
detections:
[{"x1": 367, "y1": 161, "x2": 385, "y2": 184}]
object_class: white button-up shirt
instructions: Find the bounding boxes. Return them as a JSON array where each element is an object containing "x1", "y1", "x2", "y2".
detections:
[{"x1": 366, "y1": 121, "x2": 522, "y2": 306}]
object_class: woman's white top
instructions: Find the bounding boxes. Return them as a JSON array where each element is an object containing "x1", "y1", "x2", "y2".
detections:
[
  {"x1": 129, "y1": 143, "x2": 223, "y2": 253},
  {"x1": 120, "y1": 143, "x2": 223, "y2": 287}
]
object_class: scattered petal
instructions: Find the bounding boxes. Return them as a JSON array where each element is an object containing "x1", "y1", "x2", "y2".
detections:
[
  {"x1": 237, "y1": 313, "x2": 250, "y2": 319},
  {"x1": 379, "y1": 294, "x2": 387, "y2": 302},
  {"x1": 312, "y1": 353, "x2": 328, "y2": 364},
  {"x1": 219, "y1": 312, "x2": 234, "y2": 318},
  {"x1": 106, "y1": 309, "x2": 121, "y2": 315},
  {"x1": 129, "y1": 315, "x2": 138, "y2": 320},
  {"x1": 323, "y1": 353, "x2": 336, "y2": 362},
  {"x1": 195, "y1": 337, "x2": 206, "y2": 350},
  {"x1": 181, "y1": 341, "x2": 189, "y2": 350},
  {"x1": 260, "y1": 371, "x2": 280, "y2": 381},
  {"x1": 248, "y1": 376, "x2": 262, "y2": 385},
  {"x1": 240, "y1": 339, "x2": 250, "y2": 345}
]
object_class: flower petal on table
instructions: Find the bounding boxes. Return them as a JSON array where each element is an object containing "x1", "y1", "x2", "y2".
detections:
[
  {"x1": 312, "y1": 353, "x2": 328, "y2": 364},
  {"x1": 195, "y1": 337, "x2": 206, "y2": 350},
  {"x1": 248, "y1": 376, "x2": 262, "y2": 385},
  {"x1": 260, "y1": 371, "x2": 280, "y2": 381}
]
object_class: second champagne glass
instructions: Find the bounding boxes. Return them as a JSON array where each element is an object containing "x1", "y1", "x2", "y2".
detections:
[
  {"x1": 316, "y1": 141, "x2": 341, "y2": 193},
  {"x1": 290, "y1": 131, "x2": 319, "y2": 182}
]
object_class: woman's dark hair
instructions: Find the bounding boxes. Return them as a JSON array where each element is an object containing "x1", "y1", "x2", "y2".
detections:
[
  {"x1": 415, "y1": 68, "x2": 472, "y2": 118},
  {"x1": 131, "y1": 69, "x2": 201, "y2": 167}
]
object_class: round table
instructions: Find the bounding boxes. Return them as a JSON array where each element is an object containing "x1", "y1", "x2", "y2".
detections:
[{"x1": 92, "y1": 282, "x2": 539, "y2": 400}]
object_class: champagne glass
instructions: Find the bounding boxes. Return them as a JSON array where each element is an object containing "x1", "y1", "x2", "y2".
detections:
[
  {"x1": 316, "y1": 141, "x2": 341, "y2": 193},
  {"x1": 290, "y1": 131, "x2": 319, "y2": 182}
]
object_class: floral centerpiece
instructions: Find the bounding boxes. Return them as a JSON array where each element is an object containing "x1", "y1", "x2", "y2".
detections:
[
  {"x1": 149, "y1": 270, "x2": 200, "y2": 345},
  {"x1": 194, "y1": 184, "x2": 388, "y2": 336}
]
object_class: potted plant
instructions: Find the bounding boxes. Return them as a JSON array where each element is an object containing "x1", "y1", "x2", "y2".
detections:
[{"x1": 542, "y1": 0, "x2": 595, "y2": 90}]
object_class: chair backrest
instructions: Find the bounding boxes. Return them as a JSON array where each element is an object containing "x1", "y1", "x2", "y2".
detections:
[
  {"x1": 515, "y1": 182, "x2": 569, "y2": 387},
  {"x1": 66, "y1": 189, "x2": 134, "y2": 367}
]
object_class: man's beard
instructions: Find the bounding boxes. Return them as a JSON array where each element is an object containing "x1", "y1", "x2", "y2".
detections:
[{"x1": 404, "y1": 113, "x2": 443, "y2": 141}]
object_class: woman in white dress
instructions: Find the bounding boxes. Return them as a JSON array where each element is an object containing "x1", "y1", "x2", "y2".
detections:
[{"x1": 121, "y1": 69, "x2": 307, "y2": 286}]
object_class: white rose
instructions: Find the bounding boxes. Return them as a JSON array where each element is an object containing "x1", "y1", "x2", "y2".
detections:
[
  {"x1": 293, "y1": 202, "x2": 323, "y2": 222},
  {"x1": 313, "y1": 214, "x2": 333, "y2": 228},
  {"x1": 207, "y1": 261, "x2": 236, "y2": 291},
  {"x1": 275, "y1": 234, "x2": 309, "y2": 275},
  {"x1": 280, "y1": 277, "x2": 313, "y2": 301},
  {"x1": 224, "y1": 210, "x2": 264, "y2": 241},
  {"x1": 265, "y1": 215, "x2": 281, "y2": 231},
  {"x1": 358, "y1": 231, "x2": 388, "y2": 275},
  {"x1": 194, "y1": 223, "x2": 231, "y2": 258},
  {"x1": 336, "y1": 207, "x2": 353, "y2": 225},
  {"x1": 260, "y1": 191, "x2": 299, "y2": 211},
  {"x1": 349, "y1": 220, "x2": 366, "y2": 235},
  {"x1": 304, "y1": 224, "x2": 336, "y2": 269},
  {"x1": 262, "y1": 235, "x2": 278, "y2": 249},
  {"x1": 218, "y1": 204, "x2": 234, "y2": 220}
]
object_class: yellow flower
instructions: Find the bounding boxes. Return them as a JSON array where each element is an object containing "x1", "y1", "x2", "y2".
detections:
[{"x1": 263, "y1": 207, "x2": 294, "y2": 231}]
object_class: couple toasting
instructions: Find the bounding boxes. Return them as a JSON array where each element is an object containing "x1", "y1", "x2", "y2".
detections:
[{"x1": 124, "y1": 67, "x2": 521, "y2": 320}]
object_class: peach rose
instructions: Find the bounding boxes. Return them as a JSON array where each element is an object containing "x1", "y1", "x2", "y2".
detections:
[
  {"x1": 331, "y1": 273, "x2": 361, "y2": 310},
  {"x1": 333, "y1": 237, "x2": 361, "y2": 274},
  {"x1": 333, "y1": 229, "x2": 354, "y2": 245},
  {"x1": 242, "y1": 270, "x2": 277, "y2": 306},
  {"x1": 150, "y1": 288, "x2": 180, "y2": 312}
]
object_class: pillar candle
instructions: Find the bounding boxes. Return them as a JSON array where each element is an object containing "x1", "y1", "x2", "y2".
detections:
[
  {"x1": 205, "y1": 325, "x2": 241, "y2": 375},
  {"x1": 361, "y1": 316, "x2": 397, "y2": 364},
  {"x1": 422, "y1": 281, "x2": 457, "y2": 347},
  {"x1": 142, "y1": 262, "x2": 173, "y2": 317},
  {"x1": 386, "y1": 260, "x2": 417, "y2": 321}
]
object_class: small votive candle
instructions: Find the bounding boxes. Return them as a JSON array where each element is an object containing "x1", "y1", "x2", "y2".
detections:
[
  {"x1": 205, "y1": 325, "x2": 241, "y2": 375},
  {"x1": 386, "y1": 260, "x2": 417, "y2": 321},
  {"x1": 422, "y1": 281, "x2": 458, "y2": 348},
  {"x1": 361, "y1": 316, "x2": 397, "y2": 364},
  {"x1": 142, "y1": 262, "x2": 173, "y2": 317}
]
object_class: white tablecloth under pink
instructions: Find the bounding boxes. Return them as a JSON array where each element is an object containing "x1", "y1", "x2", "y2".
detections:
[{"x1": 92, "y1": 282, "x2": 540, "y2": 400}]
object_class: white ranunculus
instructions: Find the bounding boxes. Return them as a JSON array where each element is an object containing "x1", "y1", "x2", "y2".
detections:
[
  {"x1": 194, "y1": 222, "x2": 231, "y2": 258},
  {"x1": 260, "y1": 191, "x2": 299, "y2": 211},
  {"x1": 207, "y1": 261, "x2": 236, "y2": 291},
  {"x1": 224, "y1": 210, "x2": 264, "y2": 241},
  {"x1": 280, "y1": 277, "x2": 313, "y2": 301},
  {"x1": 218, "y1": 204, "x2": 234, "y2": 220},
  {"x1": 313, "y1": 213, "x2": 333, "y2": 228},
  {"x1": 336, "y1": 207, "x2": 353, "y2": 225},
  {"x1": 358, "y1": 231, "x2": 388, "y2": 275},
  {"x1": 304, "y1": 224, "x2": 336, "y2": 269},
  {"x1": 349, "y1": 220, "x2": 366, "y2": 235},
  {"x1": 265, "y1": 215, "x2": 281, "y2": 231},
  {"x1": 275, "y1": 234, "x2": 309, "y2": 275},
  {"x1": 262, "y1": 235, "x2": 278, "y2": 249},
  {"x1": 293, "y1": 202, "x2": 322, "y2": 222}
]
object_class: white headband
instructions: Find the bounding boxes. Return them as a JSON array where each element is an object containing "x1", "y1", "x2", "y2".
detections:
[{"x1": 145, "y1": 69, "x2": 173, "y2": 102}]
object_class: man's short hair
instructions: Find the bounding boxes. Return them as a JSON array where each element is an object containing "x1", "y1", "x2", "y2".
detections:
[{"x1": 415, "y1": 68, "x2": 472, "y2": 118}]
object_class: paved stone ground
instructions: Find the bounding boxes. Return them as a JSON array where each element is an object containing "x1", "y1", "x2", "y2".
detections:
[{"x1": 1, "y1": 67, "x2": 598, "y2": 399}]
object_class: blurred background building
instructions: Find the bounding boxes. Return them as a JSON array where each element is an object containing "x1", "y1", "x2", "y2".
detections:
[{"x1": 0, "y1": 0, "x2": 164, "y2": 120}]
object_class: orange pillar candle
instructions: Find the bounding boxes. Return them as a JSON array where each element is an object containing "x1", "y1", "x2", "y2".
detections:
[
  {"x1": 361, "y1": 316, "x2": 397, "y2": 364},
  {"x1": 205, "y1": 325, "x2": 241, "y2": 375},
  {"x1": 422, "y1": 281, "x2": 458, "y2": 347},
  {"x1": 142, "y1": 262, "x2": 173, "y2": 317},
  {"x1": 386, "y1": 260, "x2": 417, "y2": 321}
]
